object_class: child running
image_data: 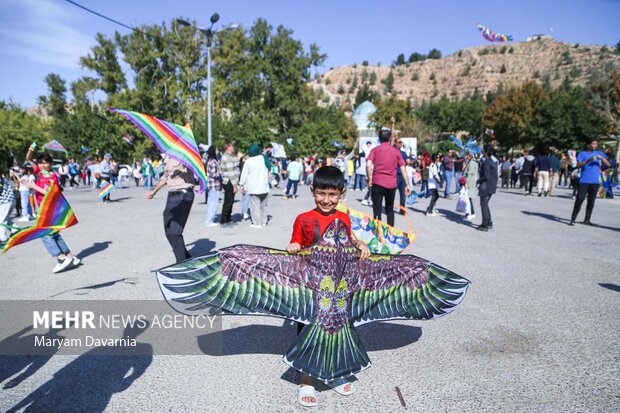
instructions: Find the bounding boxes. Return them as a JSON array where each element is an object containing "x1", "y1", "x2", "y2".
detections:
[
  {"x1": 25, "y1": 144, "x2": 81, "y2": 273},
  {"x1": 286, "y1": 165, "x2": 370, "y2": 407}
]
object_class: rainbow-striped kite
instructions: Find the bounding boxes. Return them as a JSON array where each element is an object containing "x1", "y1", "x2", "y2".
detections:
[
  {"x1": 99, "y1": 181, "x2": 114, "y2": 198},
  {"x1": 2, "y1": 182, "x2": 78, "y2": 253},
  {"x1": 477, "y1": 24, "x2": 513, "y2": 42},
  {"x1": 336, "y1": 203, "x2": 415, "y2": 255},
  {"x1": 110, "y1": 109, "x2": 207, "y2": 192}
]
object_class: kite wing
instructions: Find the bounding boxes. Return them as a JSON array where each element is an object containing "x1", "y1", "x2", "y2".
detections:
[
  {"x1": 110, "y1": 108, "x2": 208, "y2": 192},
  {"x1": 155, "y1": 245, "x2": 316, "y2": 323},
  {"x1": 2, "y1": 182, "x2": 77, "y2": 253},
  {"x1": 349, "y1": 253, "x2": 469, "y2": 326}
]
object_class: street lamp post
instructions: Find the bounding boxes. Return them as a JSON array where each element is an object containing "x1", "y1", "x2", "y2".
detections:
[{"x1": 176, "y1": 13, "x2": 220, "y2": 147}]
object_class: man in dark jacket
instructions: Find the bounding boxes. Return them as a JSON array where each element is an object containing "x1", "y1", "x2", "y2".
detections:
[{"x1": 477, "y1": 145, "x2": 498, "y2": 232}]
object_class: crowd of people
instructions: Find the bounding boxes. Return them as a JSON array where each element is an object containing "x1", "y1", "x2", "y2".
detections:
[{"x1": 0, "y1": 131, "x2": 617, "y2": 271}]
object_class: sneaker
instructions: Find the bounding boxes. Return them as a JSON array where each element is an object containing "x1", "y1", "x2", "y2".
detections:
[
  {"x1": 261, "y1": 223, "x2": 267, "y2": 227},
  {"x1": 53, "y1": 257, "x2": 73, "y2": 273},
  {"x1": 250, "y1": 224, "x2": 262, "y2": 229},
  {"x1": 476, "y1": 225, "x2": 489, "y2": 232},
  {"x1": 464, "y1": 214, "x2": 473, "y2": 220},
  {"x1": 568, "y1": 220, "x2": 575, "y2": 226},
  {"x1": 72, "y1": 256, "x2": 82, "y2": 266},
  {"x1": 17, "y1": 216, "x2": 30, "y2": 223},
  {"x1": 243, "y1": 214, "x2": 250, "y2": 220},
  {"x1": 361, "y1": 200, "x2": 369, "y2": 206},
  {"x1": 469, "y1": 214, "x2": 476, "y2": 219},
  {"x1": 204, "y1": 222, "x2": 219, "y2": 227}
]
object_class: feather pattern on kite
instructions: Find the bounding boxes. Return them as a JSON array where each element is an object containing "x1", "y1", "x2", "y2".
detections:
[
  {"x1": 476, "y1": 23, "x2": 513, "y2": 42},
  {"x1": 155, "y1": 219, "x2": 469, "y2": 383}
]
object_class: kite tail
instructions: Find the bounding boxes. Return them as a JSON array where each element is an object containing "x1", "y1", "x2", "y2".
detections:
[{"x1": 283, "y1": 320, "x2": 371, "y2": 383}]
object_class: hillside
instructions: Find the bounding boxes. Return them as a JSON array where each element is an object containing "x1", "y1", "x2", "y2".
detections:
[{"x1": 309, "y1": 39, "x2": 620, "y2": 106}]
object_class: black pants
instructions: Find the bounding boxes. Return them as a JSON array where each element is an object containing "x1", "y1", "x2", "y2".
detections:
[
  {"x1": 396, "y1": 174, "x2": 406, "y2": 209},
  {"x1": 371, "y1": 184, "x2": 396, "y2": 226},
  {"x1": 558, "y1": 169, "x2": 568, "y2": 186},
  {"x1": 220, "y1": 181, "x2": 235, "y2": 224},
  {"x1": 469, "y1": 197, "x2": 475, "y2": 215},
  {"x1": 164, "y1": 190, "x2": 194, "y2": 262},
  {"x1": 571, "y1": 183, "x2": 598, "y2": 222},
  {"x1": 522, "y1": 174, "x2": 533, "y2": 194},
  {"x1": 426, "y1": 188, "x2": 439, "y2": 213},
  {"x1": 480, "y1": 194, "x2": 493, "y2": 226}
]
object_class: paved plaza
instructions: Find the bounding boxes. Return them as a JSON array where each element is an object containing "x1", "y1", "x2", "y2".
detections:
[{"x1": 1, "y1": 182, "x2": 619, "y2": 412}]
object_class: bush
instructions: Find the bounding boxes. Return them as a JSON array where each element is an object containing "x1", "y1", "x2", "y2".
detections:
[
  {"x1": 461, "y1": 65, "x2": 471, "y2": 77},
  {"x1": 411, "y1": 72, "x2": 419, "y2": 81},
  {"x1": 500, "y1": 46, "x2": 507, "y2": 54},
  {"x1": 508, "y1": 47, "x2": 515, "y2": 54},
  {"x1": 500, "y1": 64, "x2": 507, "y2": 74},
  {"x1": 429, "y1": 72, "x2": 436, "y2": 81},
  {"x1": 369, "y1": 72, "x2": 377, "y2": 85},
  {"x1": 337, "y1": 85, "x2": 345, "y2": 94},
  {"x1": 458, "y1": 50, "x2": 463, "y2": 58},
  {"x1": 362, "y1": 60, "x2": 369, "y2": 66},
  {"x1": 325, "y1": 78, "x2": 332, "y2": 85},
  {"x1": 479, "y1": 48, "x2": 490, "y2": 56}
]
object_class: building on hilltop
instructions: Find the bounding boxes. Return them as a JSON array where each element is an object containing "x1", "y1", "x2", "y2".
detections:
[
  {"x1": 352, "y1": 101, "x2": 377, "y2": 138},
  {"x1": 526, "y1": 34, "x2": 553, "y2": 42}
]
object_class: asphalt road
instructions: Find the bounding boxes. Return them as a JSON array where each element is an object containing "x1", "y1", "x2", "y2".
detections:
[{"x1": 1, "y1": 180, "x2": 619, "y2": 412}]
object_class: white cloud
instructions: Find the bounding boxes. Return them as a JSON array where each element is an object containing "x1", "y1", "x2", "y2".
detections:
[{"x1": 0, "y1": 0, "x2": 94, "y2": 68}]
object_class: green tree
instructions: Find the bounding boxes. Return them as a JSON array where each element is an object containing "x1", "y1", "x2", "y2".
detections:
[
  {"x1": 38, "y1": 73, "x2": 68, "y2": 118},
  {"x1": 408, "y1": 52, "x2": 426, "y2": 63},
  {"x1": 382, "y1": 71, "x2": 395, "y2": 93},
  {"x1": 395, "y1": 53, "x2": 406, "y2": 66},
  {"x1": 80, "y1": 33, "x2": 127, "y2": 96},
  {"x1": 427, "y1": 49, "x2": 442, "y2": 59},
  {"x1": 483, "y1": 81, "x2": 546, "y2": 148},
  {"x1": 354, "y1": 84, "x2": 380, "y2": 106}
]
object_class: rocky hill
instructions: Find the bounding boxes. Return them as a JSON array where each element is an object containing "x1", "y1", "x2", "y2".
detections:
[{"x1": 309, "y1": 39, "x2": 620, "y2": 106}]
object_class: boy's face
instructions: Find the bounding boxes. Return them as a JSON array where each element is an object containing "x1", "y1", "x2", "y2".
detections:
[{"x1": 311, "y1": 186, "x2": 344, "y2": 214}]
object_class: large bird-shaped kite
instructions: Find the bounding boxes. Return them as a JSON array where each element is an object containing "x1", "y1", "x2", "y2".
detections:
[{"x1": 156, "y1": 219, "x2": 469, "y2": 383}]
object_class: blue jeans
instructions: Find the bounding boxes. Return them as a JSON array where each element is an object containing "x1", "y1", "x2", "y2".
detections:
[
  {"x1": 455, "y1": 171, "x2": 462, "y2": 193},
  {"x1": 204, "y1": 190, "x2": 220, "y2": 224},
  {"x1": 242, "y1": 191, "x2": 250, "y2": 216},
  {"x1": 420, "y1": 180, "x2": 429, "y2": 198},
  {"x1": 354, "y1": 174, "x2": 366, "y2": 191},
  {"x1": 19, "y1": 190, "x2": 33, "y2": 218},
  {"x1": 396, "y1": 174, "x2": 406, "y2": 207},
  {"x1": 286, "y1": 179, "x2": 299, "y2": 196},
  {"x1": 444, "y1": 170, "x2": 454, "y2": 198},
  {"x1": 144, "y1": 175, "x2": 152, "y2": 189},
  {"x1": 41, "y1": 233, "x2": 70, "y2": 257}
]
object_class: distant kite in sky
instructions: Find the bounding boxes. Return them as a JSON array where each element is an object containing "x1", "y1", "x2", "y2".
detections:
[{"x1": 476, "y1": 24, "x2": 513, "y2": 42}]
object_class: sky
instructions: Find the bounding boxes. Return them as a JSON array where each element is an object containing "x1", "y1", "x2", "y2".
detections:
[{"x1": 1, "y1": 0, "x2": 619, "y2": 108}]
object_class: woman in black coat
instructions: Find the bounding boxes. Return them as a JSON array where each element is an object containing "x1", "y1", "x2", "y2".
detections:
[{"x1": 477, "y1": 145, "x2": 498, "y2": 231}]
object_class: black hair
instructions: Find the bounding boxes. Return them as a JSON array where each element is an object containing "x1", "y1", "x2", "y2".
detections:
[
  {"x1": 36, "y1": 152, "x2": 53, "y2": 163},
  {"x1": 358, "y1": 152, "x2": 365, "y2": 158},
  {"x1": 483, "y1": 144, "x2": 496, "y2": 157},
  {"x1": 312, "y1": 166, "x2": 345, "y2": 191},
  {"x1": 586, "y1": 137, "x2": 597, "y2": 145},
  {"x1": 207, "y1": 145, "x2": 217, "y2": 160},
  {"x1": 431, "y1": 154, "x2": 438, "y2": 162},
  {"x1": 378, "y1": 129, "x2": 391, "y2": 143}
]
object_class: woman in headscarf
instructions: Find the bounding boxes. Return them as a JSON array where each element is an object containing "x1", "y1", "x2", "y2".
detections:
[
  {"x1": 463, "y1": 149, "x2": 479, "y2": 220},
  {"x1": 239, "y1": 144, "x2": 270, "y2": 228}
]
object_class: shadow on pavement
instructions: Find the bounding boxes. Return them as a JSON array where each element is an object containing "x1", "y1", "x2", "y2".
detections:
[
  {"x1": 522, "y1": 210, "x2": 620, "y2": 231},
  {"x1": 109, "y1": 197, "x2": 131, "y2": 203},
  {"x1": 77, "y1": 241, "x2": 112, "y2": 259},
  {"x1": 437, "y1": 208, "x2": 474, "y2": 227},
  {"x1": 0, "y1": 326, "x2": 65, "y2": 390},
  {"x1": 187, "y1": 239, "x2": 217, "y2": 256},
  {"x1": 48, "y1": 278, "x2": 137, "y2": 298},
  {"x1": 599, "y1": 283, "x2": 620, "y2": 293},
  {"x1": 5, "y1": 324, "x2": 152, "y2": 413},
  {"x1": 197, "y1": 320, "x2": 422, "y2": 357}
]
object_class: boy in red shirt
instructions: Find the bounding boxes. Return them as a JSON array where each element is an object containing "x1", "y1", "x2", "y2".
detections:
[
  {"x1": 25, "y1": 145, "x2": 81, "y2": 273},
  {"x1": 286, "y1": 166, "x2": 370, "y2": 407}
]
